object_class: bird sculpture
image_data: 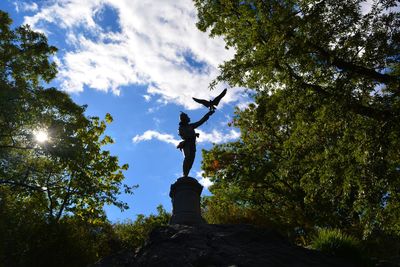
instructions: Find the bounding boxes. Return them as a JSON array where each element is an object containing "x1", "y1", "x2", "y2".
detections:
[{"x1": 192, "y1": 88, "x2": 227, "y2": 111}]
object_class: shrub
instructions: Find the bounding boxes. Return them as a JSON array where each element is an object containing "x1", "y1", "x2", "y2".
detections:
[
  {"x1": 113, "y1": 205, "x2": 170, "y2": 250},
  {"x1": 311, "y1": 228, "x2": 362, "y2": 262}
]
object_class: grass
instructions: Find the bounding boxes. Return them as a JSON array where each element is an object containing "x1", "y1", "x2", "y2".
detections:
[{"x1": 311, "y1": 228, "x2": 363, "y2": 263}]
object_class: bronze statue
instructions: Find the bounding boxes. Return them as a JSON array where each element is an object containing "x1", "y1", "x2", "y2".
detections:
[
  {"x1": 177, "y1": 110, "x2": 214, "y2": 177},
  {"x1": 177, "y1": 89, "x2": 227, "y2": 177}
]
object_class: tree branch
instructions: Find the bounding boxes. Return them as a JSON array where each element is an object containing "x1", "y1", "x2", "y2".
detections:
[
  {"x1": 0, "y1": 145, "x2": 34, "y2": 150},
  {"x1": 55, "y1": 174, "x2": 73, "y2": 222},
  {"x1": 284, "y1": 63, "x2": 394, "y2": 121},
  {"x1": 310, "y1": 43, "x2": 399, "y2": 85},
  {"x1": 0, "y1": 179, "x2": 42, "y2": 191},
  {"x1": 45, "y1": 171, "x2": 55, "y2": 220}
]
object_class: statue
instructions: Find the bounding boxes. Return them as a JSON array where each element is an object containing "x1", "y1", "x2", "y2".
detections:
[
  {"x1": 170, "y1": 89, "x2": 227, "y2": 224},
  {"x1": 177, "y1": 110, "x2": 214, "y2": 177},
  {"x1": 176, "y1": 89, "x2": 227, "y2": 177}
]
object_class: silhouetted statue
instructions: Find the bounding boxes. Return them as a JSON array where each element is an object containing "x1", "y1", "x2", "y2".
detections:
[
  {"x1": 192, "y1": 88, "x2": 227, "y2": 111},
  {"x1": 171, "y1": 90, "x2": 227, "y2": 224},
  {"x1": 177, "y1": 110, "x2": 214, "y2": 177}
]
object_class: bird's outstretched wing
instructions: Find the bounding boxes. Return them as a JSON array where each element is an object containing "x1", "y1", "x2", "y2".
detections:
[
  {"x1": 192, "y1": 97, "x2": 210, "y2": 108},
  {"x1": 211, "y1": 88, "x2": 227, "y2": 106}
]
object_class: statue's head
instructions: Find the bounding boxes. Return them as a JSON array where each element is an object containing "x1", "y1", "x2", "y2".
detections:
[{"x1": 180, "y1": 112, "x2": 190, "y2": 124}]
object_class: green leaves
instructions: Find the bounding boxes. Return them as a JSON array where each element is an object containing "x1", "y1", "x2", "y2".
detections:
[
  {"x1": 113, "y1": 205, "x2": 171, "y2": 250},
  {"x1": 0, "y1": 11, "x2": 57, "y2": 88},
  {"x1": 311, "y1": 228, "x2": 363, "y2": 263},
  {"x1": 202, "y1": 84, "x2": 400, "y2": 249},
  {"x1": 197, "y1": 1, "x2": 399, "y2": 240},
  {"x1": 195, "y1": 0, "x2": 400, "y2": 122},
  {"x1": 0, "y1": 11, "x2": 134, "y2": 224},
  {"x1": 197, "y1": 0, "x2": 400, "y2": 248},
  {"x1": 105, "y1": 112, "x2": 113, "y2": 123}
]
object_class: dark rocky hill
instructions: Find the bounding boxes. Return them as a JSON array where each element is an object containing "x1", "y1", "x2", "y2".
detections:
[{"x1": 93, "y1": 224, "x2": 359, "y2": 267}]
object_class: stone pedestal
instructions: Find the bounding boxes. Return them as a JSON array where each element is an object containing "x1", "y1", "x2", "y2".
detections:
[{"x1": 169, "y1": 177, "x2": 205, "y2": 225}]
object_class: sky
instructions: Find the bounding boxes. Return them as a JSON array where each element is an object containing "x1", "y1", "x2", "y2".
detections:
[{"x1": 0, "y1": 0, "x2": 251, "y2": 222}]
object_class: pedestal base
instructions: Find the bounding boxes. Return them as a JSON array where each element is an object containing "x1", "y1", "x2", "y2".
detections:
[{"x1": 169, "y1": 177, "x2": 205, "y2": 225}]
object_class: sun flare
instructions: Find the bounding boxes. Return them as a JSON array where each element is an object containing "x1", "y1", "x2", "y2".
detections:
[{"x1": 34, "y1": 130, "x2": 49, "y2": 143}]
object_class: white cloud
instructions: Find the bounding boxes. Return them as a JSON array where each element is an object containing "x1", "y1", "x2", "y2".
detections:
[
  {"x1": 23, "y1": 2, "x2": 38, "y2": 12},
  {"x1": 23, "y1": 0, "x2": 102, "y2": 29},
  {"x1": 236, "y1": 100, "x2": 254, "y2": 110},
  {"x1": 196, "y1": 129, "x2": 240, "y2": 144},
  {"x1": 143, "y1": 94, "x2": 151, "y2": 102},
  {"x1": 13, "y1": 1, "x2": 38, "y2": 12},
  {"x1": 199, "y1": 177, "x2": 213, "y2": 189},
  {"x1": 195, "y1": 171, "x2": 213, "y2": 189},
  {"x1": 132, "y1": 130, "x2": 180, "y2": 146},
  {"x1": 23, "y1": 0, "x2": 243, "y2": 109},
  {"x1": 132, "y1": 128, "x2": 240, "y2": 147}
]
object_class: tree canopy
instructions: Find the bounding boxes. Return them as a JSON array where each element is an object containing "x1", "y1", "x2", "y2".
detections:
[
  {"x1": 0, "y1": 10, "x2": 138, "y2": 266},
  {"x1": 195, "y1": 0, "x2": 399, "y2": 122},
  {"x1": 0, "y1": 10, "x2": 134, "y2": 222},
  {"x1": 196, "y1": 0, "x2": 400, "y2": 254}
]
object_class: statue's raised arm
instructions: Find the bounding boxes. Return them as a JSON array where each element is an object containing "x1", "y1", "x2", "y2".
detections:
[{"x1": 190, "y1": 110, "x2": 214, "y2": 129}]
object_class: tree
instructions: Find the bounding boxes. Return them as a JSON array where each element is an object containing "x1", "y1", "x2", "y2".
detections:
[
  {"x1": 0, "y1": 10, "x2": 136, "y2": 266},
  {"x1": 202, "y1": 89, "x2": 400, "y2": 239},
  {"x1": 194, "y1": 0, "x2": 400, "y2": 122},
  {"x1": 0, "y1": 191, "x2": 116, "y2": 267},
  {"x1": 0, "y1": 10, "x2": 134, "y2": 222},
  {"x1": 196, "y1": 0, "x2": 400, "y2": 246}
]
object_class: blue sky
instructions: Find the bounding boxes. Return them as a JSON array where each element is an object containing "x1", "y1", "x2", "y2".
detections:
[{"x1": 1, "y1": 0, "x2": 251, "y2": 222}]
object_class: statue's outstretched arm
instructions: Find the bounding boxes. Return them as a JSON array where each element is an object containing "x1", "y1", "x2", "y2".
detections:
[{"x1": 191, "y1": 110, "x2": 214, "y2": 129}]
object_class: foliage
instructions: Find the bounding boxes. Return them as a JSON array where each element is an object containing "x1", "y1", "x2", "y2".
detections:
[
  {"x1": 0, "y1": 190, "x2": 168, "y2": 267},
  {"x1": 0, "y1": 10, "x2": 134, "y2": 223},
  {"x1": 113, "y1": 205, "x2": 171, "y2": 250},
  {"x1": 0, "y1": 189, "x2": 116, "y2": 267},
  {"x1": 202, "y1": 88, "x2": 400, "y2": 240},
  {"x1": 196, "y1": 0, "x2": 400, "y2": 259},
  {"x1": 363, "y1": 229, "x2": 400, "y2": 262},
  {"x1": 311, "y1": 228, "x2": 362, "y2": 263},
  {"x1": 194, "y1": 0, "x2": 400, "y2": 123},
  {"x1": 0, "y1": 10, "x2": 136, "y2": 266},
  {"x1": 202, "y1": 194, "x2": 281, "y2": 228}
]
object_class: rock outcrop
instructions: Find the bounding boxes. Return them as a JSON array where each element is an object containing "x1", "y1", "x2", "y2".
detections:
[{"x1": 93, "y1": 224, "x2": 358, "y2": 267}]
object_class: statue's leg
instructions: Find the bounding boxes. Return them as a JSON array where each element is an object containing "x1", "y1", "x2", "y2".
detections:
[{"x1": 183, "y1": 144, "x2": 195, "y2": 177}]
